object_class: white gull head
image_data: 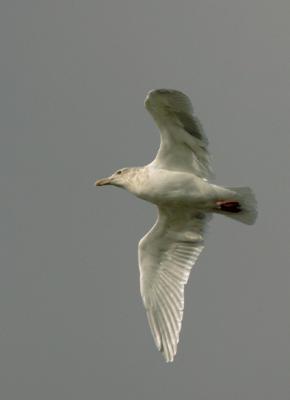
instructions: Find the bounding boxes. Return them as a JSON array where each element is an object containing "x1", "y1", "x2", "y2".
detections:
[{"x1": 95, "y1": 167, "x2": 144, "y2": 193}]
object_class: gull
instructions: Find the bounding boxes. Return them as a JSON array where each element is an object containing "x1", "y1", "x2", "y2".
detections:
[{"x1": 95, "y1": 89, "x2": 257, "y2": 362}]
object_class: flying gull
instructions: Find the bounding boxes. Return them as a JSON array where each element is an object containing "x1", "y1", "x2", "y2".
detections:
[{"x1": 95, "y1": 89, "x2": 257, "y2": 362}]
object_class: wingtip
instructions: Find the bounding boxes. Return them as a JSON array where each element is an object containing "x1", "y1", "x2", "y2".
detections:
[{"x1": 161, "y1": 347, "x2": 176, "y2": 363}]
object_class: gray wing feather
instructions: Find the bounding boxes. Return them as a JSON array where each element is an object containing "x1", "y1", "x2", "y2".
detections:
[
  {"x1": 145, "y1": 89, "x2": 213, "y2": 179},
  {"x1": 138, "y1": 207, "x2": 209, "y2": 362}
]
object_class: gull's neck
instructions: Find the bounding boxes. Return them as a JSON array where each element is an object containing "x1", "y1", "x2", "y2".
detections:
[{"x1": 123, "y1": 166, "x2": 149, "y2": 195}]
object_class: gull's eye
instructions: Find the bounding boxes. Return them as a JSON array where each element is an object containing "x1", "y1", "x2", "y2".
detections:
[{"x1": 116, "y1": 170, "x2": 122, "y2": 175}]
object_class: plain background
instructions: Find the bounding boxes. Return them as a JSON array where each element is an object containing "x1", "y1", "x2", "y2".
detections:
[{"x1": 1, "y1": 1, "x2": 289, "y2": 399}]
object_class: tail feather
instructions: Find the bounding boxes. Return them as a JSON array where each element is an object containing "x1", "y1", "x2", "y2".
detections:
[{"x1": 218, "y1": 186, "x2": 257, "y2": 225}]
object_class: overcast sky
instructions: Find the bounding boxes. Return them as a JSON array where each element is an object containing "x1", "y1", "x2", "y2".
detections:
[{"x1": 1, "y1": 1, "x2": 290, "y2": 399}]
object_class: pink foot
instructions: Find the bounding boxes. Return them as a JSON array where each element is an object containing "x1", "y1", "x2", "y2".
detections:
[{"x1": 216, "y1": 200, "x2": 242, "y2": 213}]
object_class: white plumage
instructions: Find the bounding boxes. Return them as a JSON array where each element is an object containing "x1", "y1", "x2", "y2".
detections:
[{"x1": 95, "y1": 89, "x2": 257, "y2": 362}]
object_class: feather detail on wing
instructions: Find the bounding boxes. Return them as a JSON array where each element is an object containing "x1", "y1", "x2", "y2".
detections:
[
  {"x1": 138, "y1": 207, "x2": 209, "y2": 362},
  {"x1": 145, "y1": 89, "x2": 213, "y2": 179}
]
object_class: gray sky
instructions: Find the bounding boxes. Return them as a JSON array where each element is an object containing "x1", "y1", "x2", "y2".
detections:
[{"x1": 1, "y1": 1, "x2": 290, "y2": 399}]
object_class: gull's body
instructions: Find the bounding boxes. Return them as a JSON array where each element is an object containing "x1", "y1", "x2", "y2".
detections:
[
  {"x1": 95, "y1": 89, "x2": 257, "y2": 362},
  {"x1": 126, "y1": 166, "x2": 232, "y2": 207}
]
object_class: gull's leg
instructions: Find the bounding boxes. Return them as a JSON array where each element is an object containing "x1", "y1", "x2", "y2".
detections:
[{"x1": 215, "y1": 200, "x2": 242, "y2": 213}]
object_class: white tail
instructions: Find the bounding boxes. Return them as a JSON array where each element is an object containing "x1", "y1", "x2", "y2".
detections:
[{"x1": 218, "y1": 186, "x2": 258, "y2": 225}]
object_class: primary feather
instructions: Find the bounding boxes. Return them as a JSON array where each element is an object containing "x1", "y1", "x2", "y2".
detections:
[{"x1": 145, "y1": 89, "x2": 213, "y2": 179}]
